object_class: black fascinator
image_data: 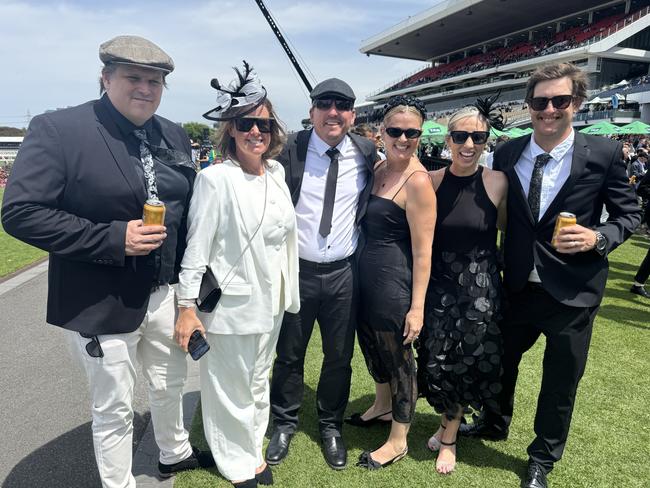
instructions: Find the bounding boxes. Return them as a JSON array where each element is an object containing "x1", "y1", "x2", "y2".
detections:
[
  {"x1": 474, "y1": 91, "x2": 505, "y2": 131},
  {"x1": 203, "y1": 60, "x2": 267, "y2": 121},
  {"x1": 382, "y1": 95, "x2": 427, "y2": 121}
]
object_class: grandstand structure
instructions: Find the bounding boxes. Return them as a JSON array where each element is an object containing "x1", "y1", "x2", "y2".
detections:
[{"x1": 356, "y1": 0, "x2": 650, "y2": 130}]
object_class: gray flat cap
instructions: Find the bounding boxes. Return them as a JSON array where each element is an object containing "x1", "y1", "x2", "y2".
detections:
[
  {"x1": 99, "y1": 35, "x2": 174, "y2": 73},
  {"x1": 310, "y1": 78, "x2": 356, "y2": 101}
]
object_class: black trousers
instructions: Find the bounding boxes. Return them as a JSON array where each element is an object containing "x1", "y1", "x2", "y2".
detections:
[
  {"x1": 270, "y1": 258, "x2": 357, "y2": 437},
  {"x1": 486, "y1": 283, "x2": 598, "y2": 472},
  {"x1": 633, "y1": 243, "x2": 650, "y2": 284}
]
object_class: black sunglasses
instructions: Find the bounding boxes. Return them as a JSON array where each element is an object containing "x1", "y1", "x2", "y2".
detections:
[
  {"x1": 449, "y1": 131, "x2": 490, "y2": 145},
  {"x1": 528, "y1": 95, "x2": 574, "y2": 111},
  {"x1": 313, "y1": 98, "x2": 354, "y2": 111},
  {"x1": 234, "y1": 117, "x2": 275, "y2": 133},
  {"x1": 80, "y1": 333, "x2": 104, "y2": 358},
  {"x1": 385, "y1": 127, "x2": 423, "y2": 139}
]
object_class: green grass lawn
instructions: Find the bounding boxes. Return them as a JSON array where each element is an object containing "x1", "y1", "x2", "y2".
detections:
[
  {"x1": 176, "y1": 236, "x2": 650, "y2": 488},
  {"x1": 0, "y1": 187, "x2": 47, "y2": 277}
]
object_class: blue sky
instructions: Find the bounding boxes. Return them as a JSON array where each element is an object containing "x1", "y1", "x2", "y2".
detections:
[{"x1": 0, "y1": 0, "x2": 438, "y2": 130}]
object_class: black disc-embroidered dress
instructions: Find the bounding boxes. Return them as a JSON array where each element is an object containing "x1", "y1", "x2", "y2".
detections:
[{"x1": 416, "y1": 166, "x2": 503, "y2": 418}]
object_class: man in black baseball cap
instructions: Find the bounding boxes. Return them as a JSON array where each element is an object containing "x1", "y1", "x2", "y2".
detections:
[
  {"x1": 266, "y1": 78, "x2": 378, "y2": 470},
  {"x1": 2, "y1": 35, "x2": 214, "y2": 487}
]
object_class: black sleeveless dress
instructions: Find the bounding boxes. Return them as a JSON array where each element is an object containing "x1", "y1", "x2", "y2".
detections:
[
  {"x1": 416, "y1": 166, "x2": 503, "y2": 418},
  {"x1": 357, "y1": 172, "x2": 427, "y2": 424}
]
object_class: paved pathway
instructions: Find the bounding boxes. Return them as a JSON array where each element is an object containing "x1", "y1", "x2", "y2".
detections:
[{"x1": 0, "y1": 263, "x2": 200, "y2": 487}]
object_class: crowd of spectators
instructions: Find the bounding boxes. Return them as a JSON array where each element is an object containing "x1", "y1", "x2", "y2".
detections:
[{"x1": 381, "y1": 10, "x2": 633, "y2": 94}]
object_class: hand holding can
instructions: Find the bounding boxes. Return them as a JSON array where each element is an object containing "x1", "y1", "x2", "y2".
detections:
[
  {"x1": 552, "y1": 212, "x2": 577, "y2": 247},
  {"x1": 143, "y1": 199, "x2": 166, "y2": 226}
]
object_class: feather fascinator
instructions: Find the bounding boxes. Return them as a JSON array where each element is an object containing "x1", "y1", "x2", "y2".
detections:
[
  {"x1": 203, "y1": 61, "x2": 267, "y2": 121},
  {"x1": 474, "y1": 91, "x2": 505, "y2": 131}
]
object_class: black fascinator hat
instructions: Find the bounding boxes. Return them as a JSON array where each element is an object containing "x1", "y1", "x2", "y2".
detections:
[
  {"x1": 474, "y1": 91, "x2": 505, "y2": 131},
  {"x1": 203, "y1": 60, "x2": 267, "y2": 121}
]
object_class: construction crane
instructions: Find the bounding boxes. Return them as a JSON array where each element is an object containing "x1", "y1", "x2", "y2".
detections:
[{"x1": 253, "y1": 0, "x2": 313, "y2": 93}]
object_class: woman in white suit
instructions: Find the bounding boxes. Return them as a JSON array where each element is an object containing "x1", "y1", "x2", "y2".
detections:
[{"x1": 175, "y1": 64, "x2": 299, "y2": 488}]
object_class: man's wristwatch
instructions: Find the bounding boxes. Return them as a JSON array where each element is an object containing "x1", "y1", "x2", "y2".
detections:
[{"x1": 594, "y1": 231, "x2": 607, "y2": 256}]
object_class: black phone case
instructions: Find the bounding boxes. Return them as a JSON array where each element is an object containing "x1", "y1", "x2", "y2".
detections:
[{"x1": 188, "y1": 330, "x2": 210, "y2": 360}]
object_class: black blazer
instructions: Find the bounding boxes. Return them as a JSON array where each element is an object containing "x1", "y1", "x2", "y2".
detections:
[
  {"x1": 1, "y1": 99, "x2": 194, "y2": 335},
  {"x1": 279, "y1": 130, "x2": 377, "y2": 224},
  {"x1": 494, "y1": 132, "x2": 641, "y2": 307}
]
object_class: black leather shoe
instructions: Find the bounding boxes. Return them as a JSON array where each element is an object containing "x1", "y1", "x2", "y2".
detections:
[
  {"x1": 265, "y1": 431, "x2": 293, "y2": 466},
  {"x1": 321, "y1": 435, "x2": 347, "y2": 470},
  {"x1": 522, "y1": 461, "x2": 548, "y2": 488},
  {"x1": 458, "y1": 417, "x2": 508, "y2": 441},
  {"x1": 158, "y1": 446, "x2": 215, "y2": 478},
  {"x1": 630, "y1": 284, "x2": 650, "y2": 298},
  {"x1": 255, "y1": 464, "x2": 273, "y2": 485},
  {"x1": 232, "y1": 479, "x2": 258, "y2": 488},
  {"x1": 344, "y1": 411, "x2": 392, "y2": 427}
]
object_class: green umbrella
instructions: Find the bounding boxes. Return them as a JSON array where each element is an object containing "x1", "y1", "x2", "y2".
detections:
[
  {"x1": 505, "y1": 127, "x2": 526, "y2": 138},
  {"x1": 420, "y1": 120, "x2": 447, "y2": 143},
  {"x1": 618, "y1": 120, "x2": 650, "y2": 135},
  {"x1": 578, "y1": 121, "x2": 621, "y2": 135}
]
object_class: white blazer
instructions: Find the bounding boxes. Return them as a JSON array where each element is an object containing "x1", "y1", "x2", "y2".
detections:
[{"x1": 178, "y1": 159, "x2": 300, "y2": 335}]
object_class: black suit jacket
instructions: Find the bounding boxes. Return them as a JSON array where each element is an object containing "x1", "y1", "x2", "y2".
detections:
[
  {"x1": 279, "y1": 130, "x2": 377, "y2": 224},
  {"x1": 494, "y1": 132, "x2": 641, "y2": 307},
  {"x1": 2, "y1": 99, "x2": 194, "y2": 334}
]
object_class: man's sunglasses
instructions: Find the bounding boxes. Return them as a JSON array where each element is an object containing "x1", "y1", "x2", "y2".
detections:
[
  {"x1": 528, "y1": 95, "x2": 574, "y2": 111},
  {"x1": 449, "y1": 131, "x2": 490, "y2": 145},
  {"x1": 234, "y1": 117, "x2": 275, "y2": 133},
  {"x1": 80, "y1": 333, "x2": 104, "y2": 358},
  {"x1": 313, "y1": 98, "x2": 354, "y2": 111},
  {"x1": 385, "y1": 127, "x2": 423, "y2": 139}
]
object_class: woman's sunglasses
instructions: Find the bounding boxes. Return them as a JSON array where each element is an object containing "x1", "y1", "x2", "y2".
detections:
[
  {"x1": 234, "y1": 117, "x2": 275, "y2": 133},
  {"x1": 449, "y1": 131, "x2": 490, "y2": 145},
  {"x1": 528, "y1": 95, "x2": 574, "y2": 111},
  {"x1": 384, "y1": 127, "x2": 423, "y2": 139},
  {"x1": 313, "y1": 98, "x2": 354, "y2": 111}
]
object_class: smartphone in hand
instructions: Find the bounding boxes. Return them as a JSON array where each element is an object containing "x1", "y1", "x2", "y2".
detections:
[{"x1": 188, "y1": 330, "x2": 210, "y2": 360}]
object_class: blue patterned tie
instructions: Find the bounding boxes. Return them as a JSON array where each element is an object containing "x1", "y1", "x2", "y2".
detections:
[
  {"x1": 133, "y1": 129, "x2": 159, "y2": 201},
  {"x1": 528, "y1": 153, "x2": 552, "y2": 221}
]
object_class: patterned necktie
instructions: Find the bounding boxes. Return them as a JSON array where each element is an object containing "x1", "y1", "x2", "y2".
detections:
[
  {"x1": 133, "y1": 129, "x2": 159, "y2": 201},
  {"x1": 528, "y1": 153, "x2": 552, "y2": 221},
  {"x1": 319, "y1": 147, "x2": 340, "y2": 237}
]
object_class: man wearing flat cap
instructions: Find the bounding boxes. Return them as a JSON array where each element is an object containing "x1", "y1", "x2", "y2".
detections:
[
  {"x1": 2, "y1": 35, "x2": 213, "y2": 487},
  {"x1": 267, "y1": 78, "x2": 377, "y2": 469}
]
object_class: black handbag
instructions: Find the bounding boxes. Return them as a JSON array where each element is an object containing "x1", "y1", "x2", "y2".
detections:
[{"x1": 196, "y1": 267, "x2": 222, "y2": 313}]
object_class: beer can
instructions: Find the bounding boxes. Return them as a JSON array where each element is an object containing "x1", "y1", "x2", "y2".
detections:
[
  {"x1": 551, "y1": 212, "x2": 576, "y2": 247},
  {"x1": 143, "y1": 199, "x2": 166, "y2": 226}
]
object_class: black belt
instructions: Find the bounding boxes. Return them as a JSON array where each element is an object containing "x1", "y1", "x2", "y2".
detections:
[{"x1": 299, "y1": 256, "x2": 353, "y2": 272}]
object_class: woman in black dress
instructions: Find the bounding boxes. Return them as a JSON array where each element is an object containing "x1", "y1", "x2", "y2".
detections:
[
  {"x1": 416, "y1": 103, "x2": 508, "y2": 474},
  {"x1": 354, "y1": 95, "x2": 436, "y2": 469}
]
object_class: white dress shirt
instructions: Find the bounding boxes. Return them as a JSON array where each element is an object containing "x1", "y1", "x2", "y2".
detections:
[
  {"x1": 514, "y1": 130, "x2": 575, "y2": 282},
  {"x1": 295, "y1": 132, "x2": 368, "y2": 262}
]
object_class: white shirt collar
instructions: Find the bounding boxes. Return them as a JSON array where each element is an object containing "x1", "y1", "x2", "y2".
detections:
[
  {"x1": 529, "y1": 129, "x2": 575, "y2": 162},
  {"x1": 310, "y1": 130, "x2": 350, "y2": 157}
]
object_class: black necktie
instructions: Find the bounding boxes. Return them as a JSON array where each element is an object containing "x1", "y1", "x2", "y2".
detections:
[
  {"x1": 133, "y1": 129, "x2": 159, "y2": 200},
  {"x1": 528, "y1": 153, "x2": 552, "y2": 221},
  {"x1": 319, "y1": 148, "x2": 340, "y2": 237}
]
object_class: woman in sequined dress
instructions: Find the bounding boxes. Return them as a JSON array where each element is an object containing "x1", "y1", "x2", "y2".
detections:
[{"x1": 415, "y1": 104, "x2": 508, "y2": 474}]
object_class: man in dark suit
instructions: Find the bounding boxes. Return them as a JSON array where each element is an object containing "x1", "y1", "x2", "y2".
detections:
[
  {"x1": 459, "y1": 63, "x2": 641, "y2": 488},
  {"x1": 266, "y1": 79, "x2": 376, "y2": 469},
  {"x1": 2, "y1": 36, "x2": 213, "y2": 487}
]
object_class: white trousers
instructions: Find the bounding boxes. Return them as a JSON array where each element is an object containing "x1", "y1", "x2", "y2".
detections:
[
  {"x1": 200, "y1": 311, "x2": 284, "y2": 481},
  {"x1": 65, "y1": 285, "x2": 193, "y2": 488}
]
